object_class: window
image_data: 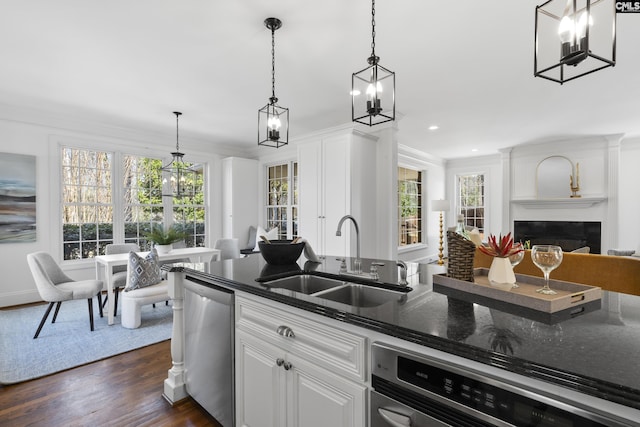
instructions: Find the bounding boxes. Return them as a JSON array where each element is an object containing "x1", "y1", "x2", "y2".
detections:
[
  {"x1": 266, "y1": 162, "x2": 298, "y2": 240},
  {"x1": 62, "y1": 148, "x2": 113, "y2": 260},
  {"x1": 457, "y1": 173, "x2": 485, "y2": 235},
  {"x1": 62, "y1": 147, "x2": 206, "y2": 260},
  {"x1": 398, "y1": 167, "x2": 422, "y2": 246}
]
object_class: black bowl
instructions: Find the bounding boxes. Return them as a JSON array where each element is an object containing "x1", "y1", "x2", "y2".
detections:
[{"x1": 258, "y1": 240, "x2": 305, "y2": 265}]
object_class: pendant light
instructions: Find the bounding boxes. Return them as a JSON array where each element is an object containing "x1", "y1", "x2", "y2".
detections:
[
  {"x1": 534, "y1": 0, "x2": 616, "y2": 84},
  {"x1": 161, "y1": 111, "x2": 195, "y2": 197},
  {"x1": 258, "y1": 17, "x2": 289, "y2": 148},
  {"x1": 352, "y1": 0, "x2": 395, "y2": 126}
]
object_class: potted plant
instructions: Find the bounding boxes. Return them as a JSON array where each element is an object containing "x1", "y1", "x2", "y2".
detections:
[
  {"x1": 479, "y1": 232, "x2": 523, "y2": 286},
  {"x1": 144, "y1": 224, "x2": 187, "y2": 254}
]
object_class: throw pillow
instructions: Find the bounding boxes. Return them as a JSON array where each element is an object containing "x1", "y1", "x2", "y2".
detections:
[
  {"x1": 125, "y1": 249, "x2": 162, "y2": 292},
  {"x1": 253, "y1": 226, "x2": 279, "y2": 252}
]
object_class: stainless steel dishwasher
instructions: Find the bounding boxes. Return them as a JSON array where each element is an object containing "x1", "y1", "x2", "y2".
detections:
[{"x1": 183, "y1": 278, "x2": 234, "y2": 427}]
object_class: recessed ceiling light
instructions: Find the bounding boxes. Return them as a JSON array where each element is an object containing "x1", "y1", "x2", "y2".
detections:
[
  {"x1": 471, "y1": 148, "x2": 479, "y2": 152},
  {"x1": 428, "y1": 125, "x2": 439, "y2": 131}
]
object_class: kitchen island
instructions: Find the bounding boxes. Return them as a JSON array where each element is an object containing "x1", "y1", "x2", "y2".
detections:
[{"x1": 163, "y1": 254, "x2": 640, "y2": 426}]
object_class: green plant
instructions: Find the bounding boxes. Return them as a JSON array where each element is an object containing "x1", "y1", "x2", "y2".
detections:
[
  {"x1": 479, "y1": 232, "x2": 523, "y2": 258},
  {"x1": 144, "y1": 224, "x2": 187, "y2": 245}
]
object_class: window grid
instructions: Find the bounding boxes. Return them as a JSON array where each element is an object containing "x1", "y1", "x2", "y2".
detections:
[
  {"x1": 62, "y1": 147, "x2": 207, "y2": 261},
  {"x1": 398, "y1": 166, "x2": 422, "y2": 246},
  {"x1": 266, "y1": 162, "x2": 298, "y2": 239},
  {"x1": 457, "y1": 174, "x2": 485, "y2": 234},
  {"x1": 61, "y1": 148, "x2": 114, "y2": 260}
]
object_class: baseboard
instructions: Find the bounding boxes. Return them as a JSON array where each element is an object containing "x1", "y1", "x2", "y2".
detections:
[{"x1": 0, "y1": 289, "x2": 42, "y2": 308}]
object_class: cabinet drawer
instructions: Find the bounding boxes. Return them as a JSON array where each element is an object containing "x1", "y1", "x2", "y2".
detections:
[{"x1": 236, "y1": 295, "x2": 367, "y2": 382}]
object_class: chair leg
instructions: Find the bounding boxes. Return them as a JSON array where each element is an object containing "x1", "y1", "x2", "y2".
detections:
[
  {"x1": 166, "y1": 300, "x2": 169, "y2": 306},
  {"x1": 114, "y1": 287, "x2": 119, "y2": 317},
  {"x1": 152, "y1": 303, "x2": 156, "y2": 308},
  {"x1": 51, "y1": 301, "x2": 62, "y2": 323},
  {"x1": 87, "y1": 298, "x2": 95, "y2": 332},
  {"x1": 34, "y1": 302, "x2": 56, "y2": 339},
  {"x1": 97, "y1": 292, "x2": 103, "y2": 318}
]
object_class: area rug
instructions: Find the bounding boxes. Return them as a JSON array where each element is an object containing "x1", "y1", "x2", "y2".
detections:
[{"x1": 0, "y1": 299, "x2": 173, "y2": 384}]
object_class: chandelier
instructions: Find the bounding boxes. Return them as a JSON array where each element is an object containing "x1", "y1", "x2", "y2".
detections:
[
  {"x1": 352, "y1": 0, "x2": 395, "y2": 126},
  {"x1": 534, "y1": 0, "x2": 616, "y2": 84},
  {"x1": 258, "y1": 17, "x2": 289, "y2": 148},
  {"x1": 161, "y1": 112, "x2": 196, "y2": 197}
]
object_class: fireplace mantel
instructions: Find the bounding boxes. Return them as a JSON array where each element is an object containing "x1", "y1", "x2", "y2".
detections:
[{"x1": 511, "y1": 197, "x2": 606, "y2": 209}]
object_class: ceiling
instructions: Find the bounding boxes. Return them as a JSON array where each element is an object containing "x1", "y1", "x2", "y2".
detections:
[{"x1": 0, "y1": 1, "x2": 638, "y2": 159}]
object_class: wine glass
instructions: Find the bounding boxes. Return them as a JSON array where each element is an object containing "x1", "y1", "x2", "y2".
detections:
[
  {"x1": 531, "y1": 245, "x2": 563, "y2": 295},
  {"x1": 508, "y1": 243, "x2": 525, "y2": 288}
]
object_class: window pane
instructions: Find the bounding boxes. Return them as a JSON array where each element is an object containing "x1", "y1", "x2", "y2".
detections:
[
  {"x1": 458, "y1": 174, "x2": 485, "y2": 235},
  {"x1": 61, "y1": 147, "x2": 113, "y2": 260},
  {"x1": 398, "y1": 166, "x2": 423, "y2": 246},
  {"x1": 266, "y1": 162, "x2": 298, "y2": 239}
]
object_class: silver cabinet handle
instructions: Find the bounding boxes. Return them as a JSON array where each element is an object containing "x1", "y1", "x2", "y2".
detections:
[
  {"x1": 276, "y1": 325, "x2": 295, "y2": 338},
  {"x1": 283, "y1": 361, "x2": 292, "y2": 371},
  {"x1": 276, "y1": 358, "x2": 285, "y2": 367},
  {"x1": 378, "y1": 408, "x2": 412, "y2": 427}
]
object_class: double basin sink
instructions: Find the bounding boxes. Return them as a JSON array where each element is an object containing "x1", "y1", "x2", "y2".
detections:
[{"x1": 260, "y1": 274, "x2": 409, "y2": 308}]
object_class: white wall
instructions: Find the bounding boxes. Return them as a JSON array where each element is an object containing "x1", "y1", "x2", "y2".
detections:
[
  {"x1": 446, "y1": 154, "x2": 503, "y2": 236},
  {"x1": 619, "y1": 137, "x2": 640, "y2": 252},
  {"x1": 0, "y1": 113, "x2": 237, "y2": 307}
]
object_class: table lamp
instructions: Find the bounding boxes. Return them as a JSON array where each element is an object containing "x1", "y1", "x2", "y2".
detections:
[{"x1": 432, "y1": 200, "x2": 450, "y2": 265}]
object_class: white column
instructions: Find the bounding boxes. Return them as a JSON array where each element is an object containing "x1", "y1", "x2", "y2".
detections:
[
  {"x1": 163, "y1": 269, "x2": 188, "y2": 404},
  {"x1": 499, "y1": 147, "x2": 512, "y2": 233},
  {"x1": 605, "y1": 134, "x2": 624, "y2": 251}
]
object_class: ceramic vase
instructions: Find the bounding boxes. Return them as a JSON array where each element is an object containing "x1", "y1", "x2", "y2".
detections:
[
  {"x1": 155, "y1": 243, "x2": 172, "y2": 254},
  {"x1": 488, "y1": 256, "x2": 516, "y2": 286}
]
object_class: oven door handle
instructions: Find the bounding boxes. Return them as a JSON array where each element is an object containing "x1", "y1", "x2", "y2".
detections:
[{"x1": 378, "y1": 407, "x2": 412, "y2": 427}]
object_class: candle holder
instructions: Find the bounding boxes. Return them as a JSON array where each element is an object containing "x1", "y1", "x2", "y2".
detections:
[{"x1": 570, "y1": 162, "x2": 581, "y2": 198}]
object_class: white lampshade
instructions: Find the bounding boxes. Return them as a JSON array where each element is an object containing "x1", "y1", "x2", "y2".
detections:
[{"x1": 432, "y1": 200, "x2": 450, "y2": 212}]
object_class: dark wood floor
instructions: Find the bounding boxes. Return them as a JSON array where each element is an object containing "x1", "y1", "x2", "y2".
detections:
[{"x1": 0, "y1": 339, "x2": 222, "y2": 427}]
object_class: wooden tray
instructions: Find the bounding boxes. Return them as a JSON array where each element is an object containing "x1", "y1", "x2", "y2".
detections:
[{"x1": 433, "y1": 268, "x2": 602, "y2": 314}]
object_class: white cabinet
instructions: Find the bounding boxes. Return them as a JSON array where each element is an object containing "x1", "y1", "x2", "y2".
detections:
[
  {"x1": 235, "y1": 295, "x2": 367, "y2": 427},
  {"x1": 222, "y1": 157, "x2": 258, "y2": 246},
  {"x1": 297, "y1": 130, "x2": 377, "y2": 259}
]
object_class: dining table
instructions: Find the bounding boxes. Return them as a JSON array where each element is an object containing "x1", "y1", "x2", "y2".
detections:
[{"x1": 95, "y1": 246, "x2": 220, "y2": 325}]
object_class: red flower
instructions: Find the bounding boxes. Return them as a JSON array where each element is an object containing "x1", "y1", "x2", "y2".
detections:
[{"x1": 478, "y1": 232, "x2": 523, "y2": 258}]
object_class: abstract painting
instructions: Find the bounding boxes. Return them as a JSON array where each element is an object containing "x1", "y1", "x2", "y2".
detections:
[{"x1": 0, "y1": 153, "x2": 36, "y2": 242}]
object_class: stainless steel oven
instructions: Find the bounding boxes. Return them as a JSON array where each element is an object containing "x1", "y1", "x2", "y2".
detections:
[{"x1": 371, "y1": 342, "x2": 637, "y2": 427}]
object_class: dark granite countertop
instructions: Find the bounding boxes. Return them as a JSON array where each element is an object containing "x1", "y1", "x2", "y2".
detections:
[{"x1": 176, "y1": 253, "x2": 640, "y2": 410}]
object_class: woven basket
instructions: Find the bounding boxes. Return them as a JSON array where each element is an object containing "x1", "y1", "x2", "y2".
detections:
[{"x1": 447, "y1": 230, "x2": 476, "y2": 282}]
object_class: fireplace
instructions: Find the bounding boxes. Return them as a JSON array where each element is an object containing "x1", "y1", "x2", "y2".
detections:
[{"x1": 514, "y1": 221, "x2": 602, "y2": 254}]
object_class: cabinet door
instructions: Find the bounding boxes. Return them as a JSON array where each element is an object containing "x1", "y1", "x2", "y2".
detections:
[
  {"x1": 322, "y1": 136, "x2": 349, "y2": 258},
  {"x1": 286, "y1": 354, "x2": 366, "y2": 427},
  {"x1": 297, "y1": 141, "x2": 323, "y2": 253},
  {"x1": 236, "y1": 331, "x2": 286, "y2": 427}
]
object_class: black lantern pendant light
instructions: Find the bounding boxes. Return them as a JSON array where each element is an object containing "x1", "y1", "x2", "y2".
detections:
[
  {"x1": 534, "y1": 0, "x2": 616, "y2": 84},
  {"x1": 352, "y1": 0, "x2": 395, "y2": 126},
  {"x1": 258, "y1": 17, "x2": 289, "y2": 148},
  {"x1": 161, "y1": 111, "x2": 195, "y2": 197}
]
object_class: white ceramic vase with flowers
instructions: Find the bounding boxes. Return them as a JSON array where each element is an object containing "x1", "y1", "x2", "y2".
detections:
[{"x1": 479, "y1": 233, "x2": 523, "y2": 287}]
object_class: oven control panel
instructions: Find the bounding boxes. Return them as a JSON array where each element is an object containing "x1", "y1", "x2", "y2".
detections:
[{"x1": 372, "y1": 342, "x2": 630, "y2": 427}]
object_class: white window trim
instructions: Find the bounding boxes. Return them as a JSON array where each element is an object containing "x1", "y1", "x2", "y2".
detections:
[{"x1": 52, "y1": 134, "x2": 210, "y2": 265}]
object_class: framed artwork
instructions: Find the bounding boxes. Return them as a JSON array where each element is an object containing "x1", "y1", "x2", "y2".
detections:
[{"x1": 0, "y1": 153, "x2": 36, "y2": 242}]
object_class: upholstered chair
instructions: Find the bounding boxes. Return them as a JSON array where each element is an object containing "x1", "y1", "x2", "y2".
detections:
[
  {"x1": 104, "y1": 243, "x2": 140, "y2": 317},
  {"x1": 214, "y1": 238, "x2": 241, "y2": 260},
  {"x1": 27, "y1": 251, "x2": 104, "y2": 339}
]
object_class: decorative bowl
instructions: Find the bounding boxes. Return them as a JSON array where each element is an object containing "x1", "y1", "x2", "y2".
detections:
[{"x1": 258, "y1": 240, "x2": 305, "y2": 265}]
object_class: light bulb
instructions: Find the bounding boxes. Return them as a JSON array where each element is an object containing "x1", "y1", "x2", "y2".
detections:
[
  {"x1": 576, "y1": 10, "x2": 592, "y2": 39},
  {"x1": 267, "y1": 116, "x2": 281, "y2": 130},
  {"x1": 558, "y1": 15, "x2": 574, "y2": 43}
]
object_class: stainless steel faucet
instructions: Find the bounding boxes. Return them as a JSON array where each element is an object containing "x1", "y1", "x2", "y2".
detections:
[
  {"x1": 336, "y1": 215, "x2": 361, "y2": 274},
  {"x1": 397, "y1": 260, "x2": 409, "y2": 286}
]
